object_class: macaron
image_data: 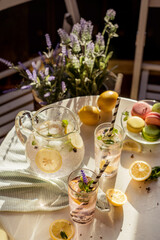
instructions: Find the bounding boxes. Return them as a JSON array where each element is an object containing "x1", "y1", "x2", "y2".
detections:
[
  {"x1": 127, "y1": 116, "x2": 145, "y2": 133},
  {"x1": 142, "y1": 125, "x2": 160, "y2": 142},
  {"x1": 131, "y1": 101, "x2": 151, "y2": 120},
  {"x1": 145, "y1": 112, "x2": 160, "y2": 126},
  {"x1": 152, "y1": 102, "x2": 160, "y2": 113}
]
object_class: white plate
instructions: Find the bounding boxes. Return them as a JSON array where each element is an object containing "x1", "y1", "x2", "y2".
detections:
[{"x1": 121, "y1": 99, "x2": 160, "y2": 145}]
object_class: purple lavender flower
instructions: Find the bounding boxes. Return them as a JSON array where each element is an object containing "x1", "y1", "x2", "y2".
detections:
[
  {"x1": 81, "y1": 170, "x2": 88, "y2": 184},
  {"x1": 61, "y1": 81, "x2": 66, "y2": 92},
  {"x1": 26, "y1": 69, "x2": 33, "y2": 80},
  {"x1": 71, "y1": 23, "x2": 81, "y2": 37},
  {"x1": 0, "y1": 58, "x2": 13, "y2": 67},
  {"x1": 48, "y1": 76, "x2": 55, "y2": 81},
  {"x1": 44, "y1": 92, "x2": 51, "y2": 97},
  {"x1": 70, "y1": 33, "x2": 81, "y2": 53},
  {"x1": 105, "y1": 9, "x2": 116, "y2": 21},
  {"x1": 21, "y1": 85, "x2": 32, "y2": 90},
  {"x1": 86, "y1": 42, "x2": 94, "y2": 56},
  {"x1": 45, "y1": 33, "x2": 52, "y2": 50},
  {"x1": 57, "y1": 29, "x2": 70, "y2": 44},
  {"x1": 38, "y1": 51, "x2": 46, "y2": 65},
  {"x1": 80, "y1": 18, "x2": 93, "y2": 42},
  {"x1": 2, "y1": 88, "x2": 17, "y2": 94},
  {"x1": 95, "y1": 33, "x2": 105, "y2": 52},
  {"x1": 18, "y1": 61, "x2": 27, "y2": 70}
]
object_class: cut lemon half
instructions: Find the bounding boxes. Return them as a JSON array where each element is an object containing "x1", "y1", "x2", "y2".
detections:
[
  {"x1": 106, "y1": 188, "x2": 127, "y2": 206},
  {"x1": 35, "y1": 148, "x2": 62, "y2": 173},
  {"x1": 68, "y1": 132, "x2": 83, "y2": 149},
  {"x1": 49, "y1": 219, "x2": 75, "y2": 240},
  {"x1": 129, "y1": 160, "x2": 152, "y2": 181},
  {"x1": 100, "y1": 160, "x2": 116, "y2": 174},
  {"x1": 123, "y1": 139, "x2": 142, "y2": 153}
]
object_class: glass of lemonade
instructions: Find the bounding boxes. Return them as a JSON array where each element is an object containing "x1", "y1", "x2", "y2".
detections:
[
  {"x1": 94, "y1": 122, "x2": 124, "y2": 178},
  {"x1": 68, "y1": 168, "x2": 98, "y2": 224}
]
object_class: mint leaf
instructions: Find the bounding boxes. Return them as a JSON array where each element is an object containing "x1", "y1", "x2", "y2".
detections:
[
  {"x1": 146, "y1": 166, "x2": 160, "y2": 181},
  {"x1": 102, "y1": 139, "x2": 114, "y2": 144},
  {"x1": 32, "y1": 140, "x2": 37, "y2": 145},
  {"x1": 60, "y1": 231, "x2": 68, "y2": 239},
  {"x1": 122, "y1": 111, "x2": 129, "y2": 121},
  {"x1": 97, "y1": 135, "x2": 102, "y2": 140},
  {"x1": 112, "y1": 128, "x2": 118, "y2": 134},
  {"x1": 62, "y1": 119, "x2": 68, "y2": 127}
]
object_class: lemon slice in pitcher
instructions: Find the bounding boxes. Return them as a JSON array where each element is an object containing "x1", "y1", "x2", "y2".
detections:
[
  {"x1": 68, "y1": 132, "x2": 83, "y2": 149},
  {"x1": 35, "y1": 148, "x2": 62, "y2": 173}
]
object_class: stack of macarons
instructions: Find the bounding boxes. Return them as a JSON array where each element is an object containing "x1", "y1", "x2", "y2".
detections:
[{"x1": 126, "y1": 101, "x2": 160, "y2": 142}]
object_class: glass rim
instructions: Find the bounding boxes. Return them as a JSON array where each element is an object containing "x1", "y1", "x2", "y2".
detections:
[
  {"x1": 31, "y1": 104, "x2": 79, "y2": 139},
  {"x1": 68, "y1": 168, "x2": 98, "y2": 194},
  {"x1": 94, "y1": 122, "x2": 124, "y2": 147}
]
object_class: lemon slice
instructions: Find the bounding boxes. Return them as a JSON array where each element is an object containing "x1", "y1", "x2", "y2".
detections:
[
  {"x1": 49, "y1": 219, "x2": 75, "y2": 240},
  {"x1": 68, "y1": 132, "x2": 83, "y2": 149},
  {"x1": 35, "y1": 148, "x2": 62, "y2": 173},
  {"x1": 100, "y1": 160, "x2": 116, "y2": 173},
  {"x1": 123, "y1": 139, "x2": 142, "y2": 153},
  {"x1": 106, "y1": 188, "x2": 127, "y2": 206},
  {"x1": 129, "y1": 160, "x2": 152, "y2": 181}
]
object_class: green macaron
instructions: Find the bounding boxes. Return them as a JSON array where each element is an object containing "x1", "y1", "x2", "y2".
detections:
[{"x1": 142, "y1": 125, "x2": 160, "y2": 142}]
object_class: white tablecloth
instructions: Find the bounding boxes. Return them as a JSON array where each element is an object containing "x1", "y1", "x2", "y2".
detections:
[{"x1": 0, "y1": 96, "x2": 160, "y2": 240}]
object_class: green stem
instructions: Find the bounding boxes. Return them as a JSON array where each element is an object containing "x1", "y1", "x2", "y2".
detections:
[{"x1": 105, "y1": 36, "x2": 111, "y2": 56}]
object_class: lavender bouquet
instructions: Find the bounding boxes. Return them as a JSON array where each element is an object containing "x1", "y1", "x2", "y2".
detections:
[
  {"x1": 0, "y1": 9, "x2": 118, "y2": 105},
  {"x1": 57, "y1": 9, "x2": 118, "y2": 97}
]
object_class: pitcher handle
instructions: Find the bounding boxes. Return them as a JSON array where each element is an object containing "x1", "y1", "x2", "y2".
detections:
[{"x1": 15, "y1": 110, "x2": 33, "y2": 145}]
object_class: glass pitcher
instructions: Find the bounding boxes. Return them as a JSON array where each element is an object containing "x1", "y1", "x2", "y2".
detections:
[{"x1": 15, "y1": 104, "x2": 85, "y2": 179}]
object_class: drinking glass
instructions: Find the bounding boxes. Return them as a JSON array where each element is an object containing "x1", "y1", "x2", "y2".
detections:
[
  {"x1": 94, "y1": 122, "x2": 124, "y2": 178},
  {"x1": 68, "y1": 168, "x2": 98, "y2": 224}
]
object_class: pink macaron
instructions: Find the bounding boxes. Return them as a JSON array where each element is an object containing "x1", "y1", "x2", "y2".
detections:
[
  {"x1": 131, "y1": 101, "x2": 151, "y2": 120},
  {"x1": 145, "y1": 112, "x2": 160, "y2": 126}
]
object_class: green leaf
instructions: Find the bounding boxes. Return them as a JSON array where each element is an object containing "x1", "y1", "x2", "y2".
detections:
[
  {"x1": 32, "y1": 140, "x2": 37, "y2": 146},
  {"x1": 122, "y1": 111, "x2": 129, "y2": 121},
  {"x1": 112, "y1": 128, "x2": 118, "y2": 134},
  {"x1": 146, "y1": 166, "x2": 160, "y2": 181},
  {"x1": 62, "y1": 119, "x2": 68, "y2": 128},
  {"x1": 102, "y1": 139, "x2": 114, "y2": 144},
  {"x1": 60, "y1": 231, "x2": 68, "y2": 239}
]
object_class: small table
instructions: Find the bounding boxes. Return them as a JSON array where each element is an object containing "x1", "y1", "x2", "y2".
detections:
[{"x1": 0, "y1": 96, "x2": 160, "y2": 240}]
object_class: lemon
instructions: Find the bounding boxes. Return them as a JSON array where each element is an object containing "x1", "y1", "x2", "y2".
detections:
[
  {"x1": 100, "y1": 160, "x2": 116, "y2": 174},
  {"x1": 78, "y1": 105, "x2": 100, "y2": 125},
  {"x1": 0, "y1": 229, "x2": 8, "y2": 240},
  {"x1": 129, "y1": 160, "x2": 152, "y2": 181},
  {"x1": 49, "y1": 219, "x2": 75, "y2": 240},
  {"x1": 123, "y1": 139, "x2": 142, "y2": 153},
  {"x1": 106, "y1": 188, "x2": 127, "y2": 207},
  {"x1": 35, "y1": 148, "x2": 62, "y2": 173},
  {"x1": 68, "y1": 132, "x2": 83, "y2": 149},
  {"x1": 97, "y1": 90, "x2": 118, "y2": 112}
]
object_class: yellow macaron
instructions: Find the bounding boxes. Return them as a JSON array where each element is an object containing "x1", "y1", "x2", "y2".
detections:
[{"x1": 127, "y1": 116, "x2": 145, "y2": 133}]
